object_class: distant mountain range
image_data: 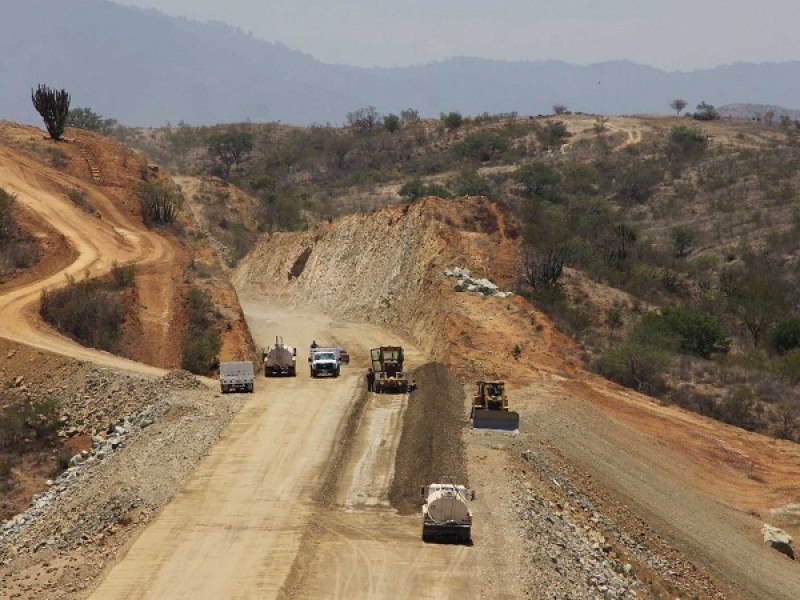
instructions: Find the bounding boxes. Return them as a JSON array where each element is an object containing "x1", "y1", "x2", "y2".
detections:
[{"x1": 4, "y1": 0, "x2": 800, "y2": 126}]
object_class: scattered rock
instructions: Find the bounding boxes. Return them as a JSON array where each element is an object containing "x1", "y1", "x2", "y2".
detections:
[
  {"x1": 444, "y1": 267, "x2": 513, "y2": 298},
  {"x1": 762, "y1": 524, "x2": 794, "y2": 559}
]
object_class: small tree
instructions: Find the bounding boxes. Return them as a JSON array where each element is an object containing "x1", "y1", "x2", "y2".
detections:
[
  {"x1": 383, "y1": 113, "x2": 400, "y2": 134},
  {"x1": 66, "y1": 107, "x2": 118, "y2": 134},
  {"x1": 514, "y1": 163, "x2": 562, "y2": 202},
  {"x1": 207, "y1": 131, "x2": 253, "y2": 178},
  {"x1": 605, "y1": 307, "x2": 622, "y2": 346},
  {"x1": 0, "y1": 188, "x2": 17, "y2": 245},
  {"x1": 669, "y1": 98, "x2": 688, "y2": 116},
  {"x1": 535, "y1": 120, "x2": 571, "y2": 150},
  {"x1": 693, "y1": 101, "x2": 720, "y2": 121},
  {"x1": 346, "y1": 106, "x2": 380, "y2": 134},
  {"x1": 400, "y1": 108, "x2": 420, "y2": 125},
  {"x1": 440, "y1": 111, "x2": 464, "y2": 130},
  {"x1": 671, "y1": 226, "x2": 694, "y2": 257},
  {"x1": 31, "y1": 84, "x2": 71, "y2": 141},
  {"x1": 553, "y1": 104, "x2": 569, "y2": 115}
]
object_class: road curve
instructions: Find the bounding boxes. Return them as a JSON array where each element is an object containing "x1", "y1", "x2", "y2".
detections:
[{"x1": 0, "y1": 145, "x2": 170, "y2": 376}]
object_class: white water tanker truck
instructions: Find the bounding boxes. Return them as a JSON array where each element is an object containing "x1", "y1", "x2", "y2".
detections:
[
  {"x1": 263, "y1": 336, "x2": 296, "y2": 376},
  {"x1": 420, "y1": 481, "x2": 474, "y2": 543}
]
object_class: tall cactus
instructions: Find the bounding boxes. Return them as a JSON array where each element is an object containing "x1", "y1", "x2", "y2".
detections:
[{"x1": 31, "y1": 84, "x2": 71, "y2": 141}]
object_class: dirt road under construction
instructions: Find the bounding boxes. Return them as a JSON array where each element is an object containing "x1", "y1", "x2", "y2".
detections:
[{"x1": 87, "y1": 303, "x2": 477, "y2": 599}]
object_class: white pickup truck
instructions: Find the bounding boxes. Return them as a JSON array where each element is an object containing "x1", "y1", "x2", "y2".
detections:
[
  {"x1": 219, "y1": 361, "x2": 255, "y2": 393},
  {"x1": 309, "y1": 347, "x2": 340, "y2": 378}
]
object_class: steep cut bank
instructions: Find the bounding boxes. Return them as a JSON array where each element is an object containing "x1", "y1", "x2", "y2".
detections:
[
  {"x1": 389, "y1": 363, "x2": 468, "y2": 514},
  {"x1": 235, "y1": 196, "x2": 575, "y2": 382}
]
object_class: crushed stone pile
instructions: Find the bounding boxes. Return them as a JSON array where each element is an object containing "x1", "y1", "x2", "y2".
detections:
[{"x1": 444, "y1": 267, "x2": 513, "y2": 298}]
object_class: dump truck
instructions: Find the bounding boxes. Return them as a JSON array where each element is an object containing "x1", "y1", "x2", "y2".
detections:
[
  {"x1": 421, "y1": 481, "x2": 474, "y2": 543},
  {"x1": 263, "y1": 336, "x2": 296, "y2": 376},
  {"x1": 309, "y1": 347, "x2": 340, "y2": 378},
  {"x1": 219, "y1": 361, "x2": 255, "y2": 394},
  {"x1": 370, "y1": 346, "x2": 408, "y2": 393},
  {"x1": 470, "y1": 380, "x2": 520, "y2": 430}
]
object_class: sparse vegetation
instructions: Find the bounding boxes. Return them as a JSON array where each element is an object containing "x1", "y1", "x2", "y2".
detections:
[
  {"x1": 40, "y1": 271, "x2": 135, "y2": 352},
  {"x1": 117, "y1": 112, "x2": 800, "y2": 441},
  {"x1": 137, "y1": 182, "x2": 181, "y2": 226},
  {"x1": 66, "y1": 107, "x2": 118, "y2": 135},
  {"x1": 181, "y1": 287, "x2": 222, "y2": 374}
]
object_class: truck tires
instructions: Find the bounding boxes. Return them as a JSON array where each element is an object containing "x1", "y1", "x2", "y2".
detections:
[
  {"x1": 247, "y1": 383, "x2": 254, "y2": 393},
  {"x1": 289, "y1": 366, "x2": 296, "y2": 377}
]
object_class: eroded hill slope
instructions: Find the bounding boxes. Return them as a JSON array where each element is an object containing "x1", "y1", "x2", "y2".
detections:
[{"x1": 237, "y1": 195, "x2": 800, "y2": 598}]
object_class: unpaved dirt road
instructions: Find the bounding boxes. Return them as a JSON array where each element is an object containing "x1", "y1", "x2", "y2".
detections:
[
  {"x1": 88, "y1": 302, "x2": 477, "y2": 599},
  {"x1": 0, "y1": 144, "x2": 171, "y2": 376}
]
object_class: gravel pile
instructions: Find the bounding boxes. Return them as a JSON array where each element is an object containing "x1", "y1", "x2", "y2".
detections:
[
  {"x1": 389, "y1": 363, "x2": 468, "y2": 514},
  {"x1": 516, "y1": 445, "x2": 727, "y2": 599}
]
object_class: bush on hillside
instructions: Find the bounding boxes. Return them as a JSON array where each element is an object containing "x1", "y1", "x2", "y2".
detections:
[
  {"x1": 453, "y1": 131, "x2": 509, "y2": 162},
  {"x1": 398, "y1": 178, "x2": 452, "y2": 202},
  {"x1": 137, "y1": 182, "x2": 180, "y2": 226},
  {"x1": 0, "y1": 397, "x2": 61, "y2": 450},
  {"x1": 637, "y1": 306, "x2": 730, "y2": 359},
  {"x1": 596, "y1": 341, "x2": 670, "y2": 394},
  {"x1": 452, "y1": 172, "x2": 498, "y2": 200},
  {"x1": 440, "y1": 112, "x2": 464, "y2": 130},
  {"x1": 181, "y1": 287, "x2": 221, "y2": 374},
  {"x1": 770, "y1": 318, "x2": 800, "y2": 355},
  {"x1": 40, "y1": 277, "x2": 129, "y2": 352}
]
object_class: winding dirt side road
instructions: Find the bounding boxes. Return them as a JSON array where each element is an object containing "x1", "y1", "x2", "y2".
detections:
[{"x1": 0, "y1": 144, "x2": 171, "y2": 375}]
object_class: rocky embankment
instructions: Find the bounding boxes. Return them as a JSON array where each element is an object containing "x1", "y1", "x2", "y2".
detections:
[{"x1": 0, "y1": 365, "x2": 242, "y2": 599}]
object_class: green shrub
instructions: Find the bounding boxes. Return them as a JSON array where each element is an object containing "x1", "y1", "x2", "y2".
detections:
[
  {"x1": 40, "y1": 277, "x2": 129, "y2": 352},
  {"x1": 181, "y1": 287, "x2": 221, "y2": 374},
  {"x1": 769, "y1": 318, "x2": 800, "y2": 354},
  {"x1": 452, "y1": 172, "x2": 498, "y2": 200},
  {"x1": 775, "y1": 348, "x2": 800, "y2": 384},
  {"x1": 514, "y1": 163, "x2": 562, "y2": 202},
  {"x1": 137, "y1": 182, "x2": 180, "y2": 226},
  {"x1": 398, "y1": 178, "x2": 452, "y2": 202},
  {"x1": 111, "y1": 262, "x2": 136, "y2": 288},
  {"x1": 453, "y1": 131, "x2": 509, "y2": 161},
  {"x1": 66, "y1": 188, "x2": 96, "y2": 214},
  {"x1": 535, "y1": 120, "x2": 571, "y2": 150},
  {"x1": 616, "y1": 162, "x2": 662, "y2": 206},
  {"x1": 0, "y1": 397, "x2": 61, "y2": 450},
  {"x1": 0, "y1": 188, "x2": 17, "y2": 245},
  {"x1": 638, "y1": 306, "x2": 730, "y2": 359},
  {"x1": 596, "y1": 341, "x2": 670, "y2": 393},
  {"x1": 440, "y1": 112, "x2": 464, "y2": 130},
  {"x1": 669, "y1": 126, "x2": 707, "y2": 161}
]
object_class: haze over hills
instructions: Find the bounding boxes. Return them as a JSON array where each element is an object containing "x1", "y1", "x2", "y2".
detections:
[{"x1": 4, "y1": 0, "x2": 800, "y2": 126}]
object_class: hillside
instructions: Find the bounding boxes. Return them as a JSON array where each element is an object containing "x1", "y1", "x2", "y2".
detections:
[
  {"x1": 234, "y1": 196, "x2": 800, "y2": 598},
  {"x1": 5, "y1": 1, "x2": 800, "y2": 124},
  {"x1": 134, "y1": 111, "x2": 800, "y2": 445}
]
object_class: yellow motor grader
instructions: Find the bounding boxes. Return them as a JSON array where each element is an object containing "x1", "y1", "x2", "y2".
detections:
[{"x1": 470, "y1": 380, "x2": 520, "y2": 430}]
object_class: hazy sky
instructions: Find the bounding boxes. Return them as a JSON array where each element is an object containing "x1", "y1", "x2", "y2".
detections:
[{"x1": 116, "y1": 1, "x2": 800, "y2": 70}]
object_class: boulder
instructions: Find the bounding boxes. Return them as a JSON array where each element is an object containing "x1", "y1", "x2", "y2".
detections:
[{"x1": 763, "y1": 524, "x2": 794, "y2": 559}]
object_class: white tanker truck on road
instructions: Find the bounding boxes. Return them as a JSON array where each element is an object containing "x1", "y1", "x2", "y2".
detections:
[
  {"x1": 263, "y1": 336, "x2": 296, "y2": 377},
  {"x1": 420, "y1": 481, "x2": 474, "y2": 543}
]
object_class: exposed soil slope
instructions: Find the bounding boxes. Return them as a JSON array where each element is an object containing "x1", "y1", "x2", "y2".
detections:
[
  {"x1": 237, "y1": 195, "x2": 800, "y2": 598},
  {"x1": 0, "y1": 122, "x2": 252, "y2": 368}
]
